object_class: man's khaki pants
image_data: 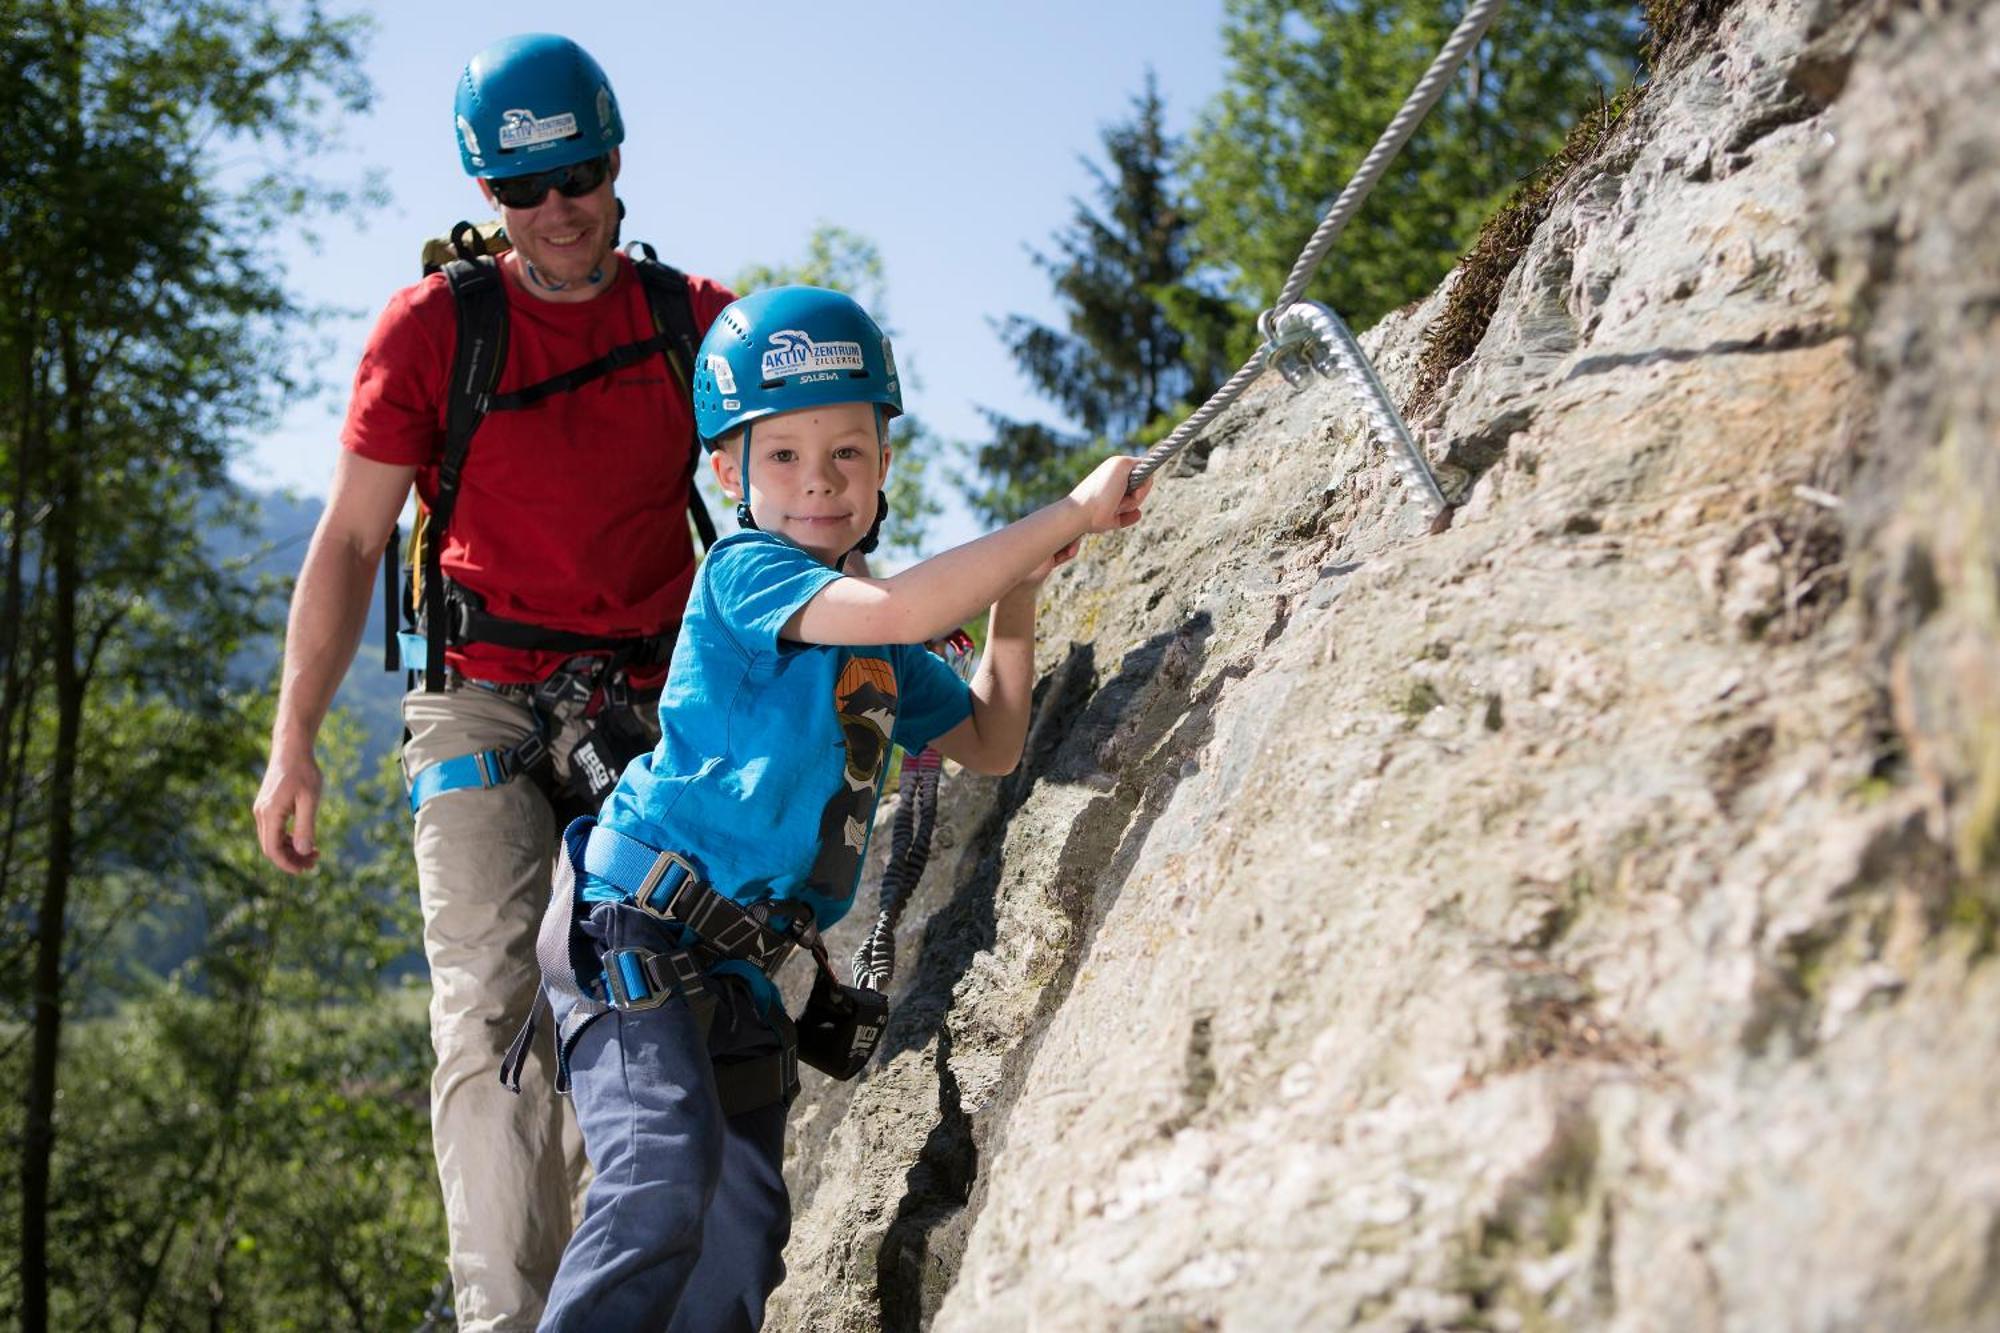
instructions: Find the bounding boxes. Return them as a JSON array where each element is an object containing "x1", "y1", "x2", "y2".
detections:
[{"x1": 402, "y1": 684, "x2": 656, "y2": 1333}]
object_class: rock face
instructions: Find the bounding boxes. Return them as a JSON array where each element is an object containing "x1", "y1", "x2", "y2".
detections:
[{"x1": 770, "y1": 0, "x2": 2000, "y2": 1327}]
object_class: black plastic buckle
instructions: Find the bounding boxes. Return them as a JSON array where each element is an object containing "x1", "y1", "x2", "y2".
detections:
[
  {"x1": 604, "y1": 339, "x2": 650, "y2": 371},
  {"x1": 449, "y1": 593, "x2": 477, "y2": 643},
  {"x1": 603, "y1": 674, "x2": 632, "y2": 709},
  {"x1": 534, "y1": 659, "x2": 598, "y2": 711},
  {"x1": 510, "y1": 731, "x2": 549, "y2": 775},
  {"x1": 602, "y1": 948, "x2": 671, "y2": 1011},
  {"x1": 631, "y1": 850, "x2": 701, "y2": 921}
]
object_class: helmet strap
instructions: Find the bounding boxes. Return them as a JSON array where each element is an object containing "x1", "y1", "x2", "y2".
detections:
[
  {"x1": 849, "y1": 491, "x2": 888, "y2": 558},
  {"x1": 736, "y1": 424, "x2": 758, "y2": 531},
  {"x1": 840, "y1": 409, "x2": 891, "y2": 561}
]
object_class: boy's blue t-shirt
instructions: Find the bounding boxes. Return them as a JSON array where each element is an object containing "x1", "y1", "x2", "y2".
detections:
[{"x1": 589, "y1": 530, "x2": 973, "y2": 936}]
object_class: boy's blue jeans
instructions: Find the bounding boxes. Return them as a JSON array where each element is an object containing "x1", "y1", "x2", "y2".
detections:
[{"x1": 540, "y1": 966, "x2": 791, "y2": 1332}]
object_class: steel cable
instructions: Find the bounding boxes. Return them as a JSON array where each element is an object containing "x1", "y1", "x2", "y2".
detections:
[
  {"x1": 1128, "y1": 0, "x2": 1508, "y2": 492},
  {"x1": 1271, "y1": 0, "x2": 1509, "y2": 317}
]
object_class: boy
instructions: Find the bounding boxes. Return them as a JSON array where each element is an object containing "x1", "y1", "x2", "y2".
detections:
[{"x1": 526, "y1": 286, "x2": 1148, "y2": 1329}]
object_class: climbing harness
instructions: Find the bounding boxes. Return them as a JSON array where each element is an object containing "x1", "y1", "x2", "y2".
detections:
[
  {"x1": 403, "y1": 652, "x2": 656, "y2": 824},
  {"x1": 503, "y1": 817, "x2": 895, "y2": 1114},
  {"x1": 384, "y1": 220, "x2": 716, "y2": 693},
  {"x1": 503, "y1": 623, "x2": 974, "y2": 1103},
  {"x1": 501, "y1": 821, "x2": 816, "y2": 1112},
  {"x1": 850, "y1": 629, "x2": 977, "y2": 992},
  {"x1": 1125, "y1": 0, "x2": 1508, "y2": 510}
]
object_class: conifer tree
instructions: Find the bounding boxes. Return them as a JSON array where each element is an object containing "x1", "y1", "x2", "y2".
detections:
[
  {"x1": 970, "y1": 73, "x2": 1235, "y2": 524},
  {"x1": 1184, "y1": 0, "x2": 1643, "y2": 327}
]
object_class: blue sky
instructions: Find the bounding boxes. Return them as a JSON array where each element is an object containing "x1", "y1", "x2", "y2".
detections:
[{"x1": 242, "y1": 1, "x2": 1230, "y2": 552}]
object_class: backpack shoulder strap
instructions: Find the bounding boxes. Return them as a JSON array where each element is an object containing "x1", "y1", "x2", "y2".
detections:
[
  {"x1": 631, "y1": 248, "x2": 701, "y2": 379},
  {"x1": 421, "y1": 253, "x2": 509, "y2": 690},
  {"x1": 632, "y1": 250, "x2": 718, "y2": 551}
]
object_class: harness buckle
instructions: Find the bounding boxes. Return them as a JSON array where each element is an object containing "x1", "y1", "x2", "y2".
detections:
[
  {"x1": 534, "y1": 657, "x2": 600, "y2": 711},
  {"x1": 602, "y1": 948, "x2": 671, "y2": 1010},
  {"x1": 445, "y1": 587, "x2": 478, "y2": 644},
  {"x1": 630, "y1": 850, "x2": 702, "y2": 921},
  {"x1": 511, "y1": 731, "x2": 550, "y2": 774},
  {"x1": 600, "y1": 944, "x2": 707, "y2": 1013}
]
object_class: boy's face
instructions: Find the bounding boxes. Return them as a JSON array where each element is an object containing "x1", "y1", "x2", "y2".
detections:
[{"x1": 712, "y1": 401, "x2": 892, "y2": 564}]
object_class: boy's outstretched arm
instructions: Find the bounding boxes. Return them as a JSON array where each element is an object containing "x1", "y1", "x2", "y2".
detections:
[
  {"x1": 928, "y1": 536, "x2": 1079, "y2": 776},
  {"x1": 785, "y1": 455, "x2": 1150, "y2": 648}
]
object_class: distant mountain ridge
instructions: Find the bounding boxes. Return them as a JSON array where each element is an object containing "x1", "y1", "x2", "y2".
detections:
[{"x1": 226, "y1": 487, "x2": 409, "y2": 772}]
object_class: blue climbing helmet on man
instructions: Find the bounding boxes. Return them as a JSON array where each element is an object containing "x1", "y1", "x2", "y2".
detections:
[{"x1": 454, "y1": 32, "x2": 623, "y2": 180}]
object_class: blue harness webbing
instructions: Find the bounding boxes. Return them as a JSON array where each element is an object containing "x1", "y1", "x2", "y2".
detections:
[
  {"x1": 582, "y1": 825, "x2": 806, "y2": 974},
  {"x1": 406, "y1": 747, "x2": 517, "y2": 815},
  {"x1": 498, "y1": 818, "x2": 803, "y2": 1112}
]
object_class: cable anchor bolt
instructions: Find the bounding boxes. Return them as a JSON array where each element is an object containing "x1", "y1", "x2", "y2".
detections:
[{"x1": 1263, "y1": 301, "x2": 1453, "y2": 519}]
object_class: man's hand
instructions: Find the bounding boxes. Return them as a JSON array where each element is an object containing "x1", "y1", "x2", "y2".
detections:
[
  {"x1": 250, "y1": 450, "x2": 413, "y2": 875},
  {"x1": 254, "y1": 742, "x2": 324, "y2": 874}
]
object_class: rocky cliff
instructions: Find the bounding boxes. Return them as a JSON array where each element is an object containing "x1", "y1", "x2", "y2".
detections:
[{"x1": 770, "y1": 0, "x2": 2000, "y2": 1327}]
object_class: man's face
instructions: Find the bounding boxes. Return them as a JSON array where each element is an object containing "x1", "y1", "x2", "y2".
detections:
[
  {"x1": 712, "y1": 402, "x2": 892, "y2": 564},
  {"x1": 478, "y1": 149, "x2": 622, "y2": 302}
]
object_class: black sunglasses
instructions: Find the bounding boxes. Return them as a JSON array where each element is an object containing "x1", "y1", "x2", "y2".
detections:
[{"x1": 489, "y1": 155, "x2": 611, "y2": 209}]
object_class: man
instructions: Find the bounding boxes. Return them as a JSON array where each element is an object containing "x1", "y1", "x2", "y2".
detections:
[{"x1": 252, "y1": 33, "x2": 733, "y2": 1331}]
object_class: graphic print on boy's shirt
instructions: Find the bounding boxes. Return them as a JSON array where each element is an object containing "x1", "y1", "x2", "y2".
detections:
[{"x1": 809, "y1": 654, "x2": 899, "y2": 898}]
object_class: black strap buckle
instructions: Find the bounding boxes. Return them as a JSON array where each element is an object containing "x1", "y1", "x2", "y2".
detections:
[
  {"x1": 601, "y1": 946, "x2": 704, "y2": 1011},
  {"x1": 630, "y1": 849, "x2": 703, "y2": 921},
  {"x1": 603, "y1": 339, "x2": 651, "y2": 371},
  {"x1": 534, "y1": 657, "x2": 600, "y2": 711},
  {"x1": 510, "y1": 731, "x2": 550, "y2": 775},
  {"x1": 603, "y1": 674, "x2": 633, "y2": 709}
]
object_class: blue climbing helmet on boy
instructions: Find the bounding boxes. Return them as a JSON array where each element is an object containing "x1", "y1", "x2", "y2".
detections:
[
  {"x1": 454, "y1": 33, "x2": 624, "y2": 178},
  {"x1": 693, "y1": 286, "x2": 904, "y2": 549},
  {"x1": 692, "y1": 286, "x2": 903, "y2": 449}
]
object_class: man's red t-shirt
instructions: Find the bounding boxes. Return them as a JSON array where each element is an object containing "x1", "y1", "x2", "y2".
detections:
[{"x1": 343, "y1": 254, "x2": 735, "y2": 684}]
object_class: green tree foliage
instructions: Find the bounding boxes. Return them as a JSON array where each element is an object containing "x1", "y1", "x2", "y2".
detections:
[
  {"x1": 732, "y1": 224, "x2": 944, "y2": 558},
  {"x1": 970, "y1": 74, "x2": 1235, "y2": 524},
  {"x1": 1183, "y1": 0, "x2": 1643, "y2": 327},
  {"x1": 26, "y1": 737, "x2": 439, "y2": 1331},
  {"x1": 0, "y1": 4, "x2": 442, "y2": 1327}
]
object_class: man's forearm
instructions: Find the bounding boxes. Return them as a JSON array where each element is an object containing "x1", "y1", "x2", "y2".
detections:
[{"x1": 272, "y1": 529, "x2": 384, "y2": 753}]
